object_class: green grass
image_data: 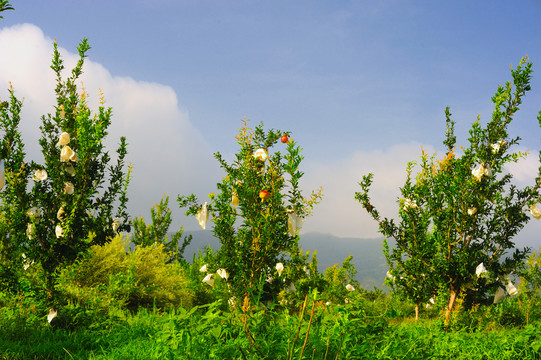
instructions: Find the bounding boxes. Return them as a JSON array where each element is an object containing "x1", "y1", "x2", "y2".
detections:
[{"x1": 2, "y1": 301, "x2": 541, "y2": 360}]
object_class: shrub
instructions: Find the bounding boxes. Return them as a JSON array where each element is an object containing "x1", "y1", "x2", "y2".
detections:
[
  {"x1": 179, "y1": 121, "x2": 322, "y2": 306},
  {"x1": 517, "y1": 247, "x2": 541, "y2": 324},
  {"x1": 57, "y1": 235, "x2": 193, "y2": 311},
  {"x1": 0, "y1": 39, "x2": 130, "y2": 305},
  {"x1": 131, "y1": 195, "x2": 192, "y2": 263},
  {"x1": 357, "y1": 57, "x2": 541, "y2": 326}
]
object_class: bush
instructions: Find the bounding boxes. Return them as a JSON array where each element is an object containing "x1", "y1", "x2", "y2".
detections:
[
  {"x1": 182, "y1": 248, "x2": 223, "y2": 307},
  {"x1": 0, "y1": 39, "x2": 131, "y2": 304},
  {"x1": 56, "y1": 235, "x2": 193, "y2": 311},
  {"x1": 178, "y1": 121, "x2": 323, "y2": 305}
]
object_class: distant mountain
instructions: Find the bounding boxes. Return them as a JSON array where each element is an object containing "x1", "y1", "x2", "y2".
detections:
[
  {"x1": 182, "y1": 230, "x2": 220, "y2": 259},
  {"x1": 183, "y1": 230, "x2": 392, "y2": 290},
  {"x1": 299, "y1": 233, "x2": 391, "y2": 290}
]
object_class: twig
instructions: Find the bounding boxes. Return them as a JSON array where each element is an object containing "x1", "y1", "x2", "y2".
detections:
[
  {"x1": 288, "y1": 295, "x2": 309, "y2": 359},
  {"x1": 323, "y1": 328, "x2": 333, "y2": 360},
  {"x1": 334, "y1": 332, "x2": 345, "y2": 360},
  {"x1": 299, "y1": 299, "x2": 316, "y2": 359},
  {"x1": 248, "y1": 330, "x2": 266, "y2": 358},
  {"x1": 239, "y1": 346, "x2": 248, "y2": 360}
]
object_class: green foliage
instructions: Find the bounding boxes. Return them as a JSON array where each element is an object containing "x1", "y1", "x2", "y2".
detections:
[
  {"x1": 519, "y1": 247, "x2": 541, "y2": 295},
  {"x1": 277, "y1": 249, "x2": 327, "y2": 307},
  {"x1": 0, "y1": 40, "x2": 131, "y2": 301},
  {"x1": 56, "y1": 235, "x2": 193, "y2": 311},
  {"x1": 139, "y1": 294, "x2": 387, "y2": 359},
  {"x1": 179, "y1": 120, "x2": 322, "y2": 305},
  {"x1": 516, "y1": 248, "x2": 541, "y2": 325},
  {"x1": 0, "y1": 0, "x2": 13, "y2": 19},
  {"x1": 462, "y1": 298, "x2": 527, "y2": 331},
  {"x1": 2, "y1": 11, "x2": 541, "y2": 358},
  {"x1": 4, "y1": 294, "x2": 541, "y2": 359},
  {"x1": 356, "y1": 57, "x2": 541, "y2": 325},
  {"x1": 183, "y1": 248, "x2": 222, "y2": 307},
  {"x1": 131, "y1": 195, "x2": 192, "y2": 263},
  {"x1": 320, "y1": 255, "x2": 360, "y2": 305}
]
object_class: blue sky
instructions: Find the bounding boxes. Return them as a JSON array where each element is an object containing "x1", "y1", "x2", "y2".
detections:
[{"x1": 1, "y1": 1, "x2": 541, "y2": 247}]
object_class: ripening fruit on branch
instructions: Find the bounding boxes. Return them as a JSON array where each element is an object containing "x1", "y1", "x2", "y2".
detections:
[
  {"x1": 259, "y1": 190, "x2": 270, "y2": 201},
  {"x1": 178, "y1": 121, "x2": 324, "y2": 305}
]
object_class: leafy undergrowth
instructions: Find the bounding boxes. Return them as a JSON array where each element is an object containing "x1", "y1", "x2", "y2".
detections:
[{"x1": 1, "y1": 300, "x2": 541, "y2": 360}]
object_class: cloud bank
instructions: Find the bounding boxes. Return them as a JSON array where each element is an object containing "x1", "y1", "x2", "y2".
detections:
[
  {"x1": 301, "y1": 142, "x2": 541, "y2": 249},
  {"x1": 0, "y1": 24, "x2": 218, "y2": 229},
  {"x1": 1, "y1": 24, "x2": 540, "y2": 249},
  {"x1": 301, "y1": 142, "x2": 437, "y2": 238}
]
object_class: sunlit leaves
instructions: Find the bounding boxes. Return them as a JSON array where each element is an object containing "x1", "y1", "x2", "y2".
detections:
[
  {"x1": 0, "y1": 39, "x2": 131, "y2": 300},
  {"x1": 356, "y1": 57, "x2": 541, "y2": 323},
  {"x1": 178, "y1": 120, "x2": 321, "y2": 304}
]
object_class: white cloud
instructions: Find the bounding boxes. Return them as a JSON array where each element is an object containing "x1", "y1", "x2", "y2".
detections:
[
  {"x1": 1, "y1": 23, "x2": 540, "y2": 249},
  {"x1": 302, "y1": 142, "x2": 541, "y2": 249},
  {"x1": 0, "y1": 24, "x2": 218, "y2": 229},
  {"x1": 302, "y1": 142, "x2": 436, "y2": 238},
  {"x1": 504, "y1": 148, "x2": 541, "y2": 249},
  {"x1": 505, "y1": 148, "x2": 540, "y2": 184}
]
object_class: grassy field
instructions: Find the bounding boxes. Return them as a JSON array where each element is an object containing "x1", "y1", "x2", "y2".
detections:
[
  {"x1": 2, "y1": 295, "x2": 541, "y2": 360},
  {"x1": 2, "y1": 241, "x2": 540, "y2": 359}
]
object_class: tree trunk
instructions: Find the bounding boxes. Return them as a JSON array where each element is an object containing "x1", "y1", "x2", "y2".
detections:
[
  {"x1": 444, "y1": 289, "x2": 459, "y2": 327},
  {"x1": 415, "y1": 303, "x2": 419, "y2": 321}
]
